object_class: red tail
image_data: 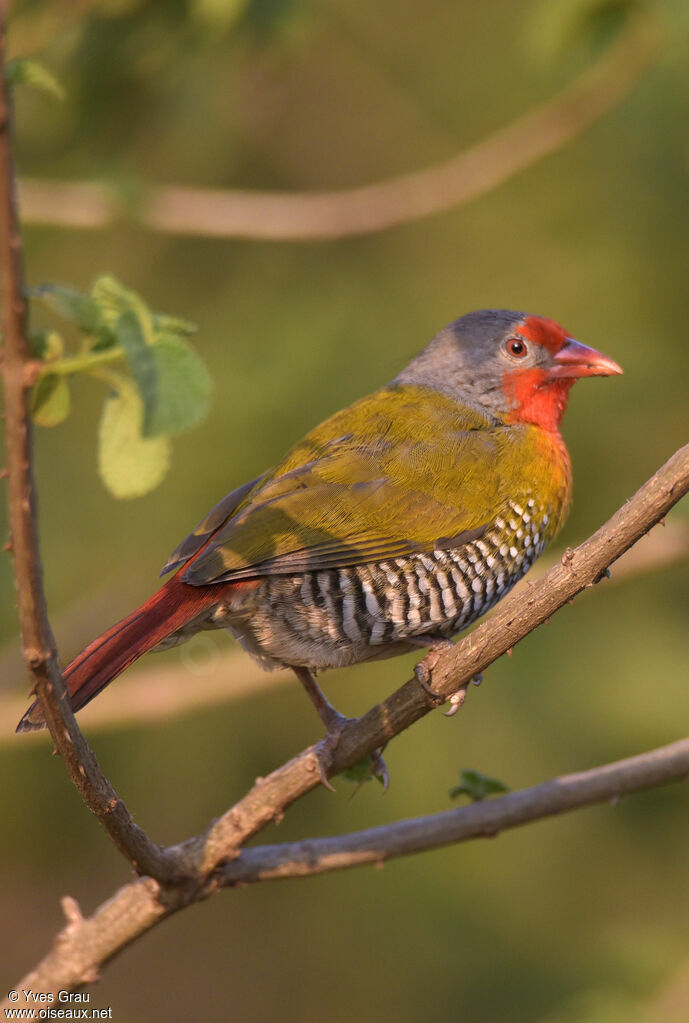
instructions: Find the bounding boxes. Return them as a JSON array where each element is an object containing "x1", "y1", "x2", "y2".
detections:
[{"x1": 16, "y1": 575, "x2": 221, "y2": 733}]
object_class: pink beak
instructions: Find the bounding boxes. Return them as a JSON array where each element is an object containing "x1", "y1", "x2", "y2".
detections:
[{"x1": 548, "y1": 338, "x2": 623, "y2": 379}]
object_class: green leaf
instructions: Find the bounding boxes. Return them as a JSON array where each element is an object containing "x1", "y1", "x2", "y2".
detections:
[
  {"x1": 98, "y1": 374, "x2": 171, "y2": 499},
  {"x1": 342, "y1": 754, "x2": 387, "y2": 787},
  {"x1": 30, "y1": 329, "x2": 64, "y2": 362},
  {"x1": 6, "y1": 58, "x2": 65, "y2": 100},
  {"x1": 145, "y1": 334, "x2": 211, "y2": 436},
  {"x1": 34, "y1": 284, "x2": 103, "y2": 333},
  {"x1": 450, "y1": 769, "x2": 510, "y2": 802},
  {"x1": 91, "y1": 275, "x2": 156, "y2": 345},
  {"x1": 31, "y1": 374, "x2": 71, "y2": 427},
  {"x1": 116, "y1": 310, "x2": 159, "y2": 432}
]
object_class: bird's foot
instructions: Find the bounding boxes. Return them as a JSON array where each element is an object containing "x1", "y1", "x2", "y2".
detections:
[
  {"x1": 370, "y1": 748, "x2": 389, "y2": 791},
  {"x1": 443, "y1": 674, "x2": 482, "y2": 717},
  {"x1": 315, "y1": 706, "x2": 389, "y2": 795},
  {"x1": 412, "y1": 636, "x2": 456, "y2": 708},
  {"x1": 314, "y1": 708, "x2": 356, "y2": 791},
  {"x1": 412, "y1": 638, "x2": 483, "y2": 716}
]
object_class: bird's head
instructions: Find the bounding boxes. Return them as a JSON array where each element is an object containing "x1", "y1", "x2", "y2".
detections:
[{"x1": 397, "y1": 309, "x2": 622, "y2": 433}]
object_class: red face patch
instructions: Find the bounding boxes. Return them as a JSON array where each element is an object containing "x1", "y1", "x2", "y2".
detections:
[
  {"x1": 503, "y1": 368, "x2": 575, "y2": 433},
  {"x1": 499, "y1": 315, "x2": 575, "y2": 432},
  {"x1": 517, "y1": 314, "x2": 569, "y2": 355}
]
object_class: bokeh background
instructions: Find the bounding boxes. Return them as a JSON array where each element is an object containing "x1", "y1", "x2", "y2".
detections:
[{"x1": 1, "y1": 1, "x2": 688, "y2": 1020}]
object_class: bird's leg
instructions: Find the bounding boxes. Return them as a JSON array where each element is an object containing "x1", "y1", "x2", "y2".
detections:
[
  {"x1": 292, "y1": 666, "x2": 388, "y2": 792},
  {"x1": 292, "y1": 665, "x2": 352, "y2": 736},
  {"x1": 292, "y1": 666, "x2": 356, "y2": 791}
]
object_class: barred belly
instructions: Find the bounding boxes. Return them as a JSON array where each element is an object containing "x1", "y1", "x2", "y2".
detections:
[{"x1": 217, "y1": 498, "x2": 552, "y2": 671}]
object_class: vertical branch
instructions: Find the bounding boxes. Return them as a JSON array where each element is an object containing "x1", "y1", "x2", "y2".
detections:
[
  {"x1": 0, "y1": 10, "x2": 49, "y2": 656},
  {"x1": 0, "y1": 12, "x2": 182, "y2": 884}
]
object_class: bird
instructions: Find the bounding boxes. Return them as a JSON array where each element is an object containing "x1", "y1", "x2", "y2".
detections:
[{"x1": 17, "y1": 308, "x2": 622, "y2": 740}]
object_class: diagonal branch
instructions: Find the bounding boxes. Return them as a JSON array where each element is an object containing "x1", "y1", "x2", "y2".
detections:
[
  {"x1": 220, "y1": 737, "x2": 689, "y2": 883},
  {"x1": 182, "y1": 441, "x2": 689, "y2": 876},
  {"x1": 0, "y1": 4, "x2": 683, "y2": 996},
  {"x1": 0, "y1": 12, "x2": 183, "y2": 885},
  {"x1": 2, "y1": 516, "x2": 685, "y2": 743},
  {"x1": 2, "y1": 441, "x2": 688, "y2": 997},
  {"x1": 16, "y1": 12, "x2": 658, "y2": 241},
  {"x1": 8, "y1": 732, "x2": 689, "y2": 1002}
]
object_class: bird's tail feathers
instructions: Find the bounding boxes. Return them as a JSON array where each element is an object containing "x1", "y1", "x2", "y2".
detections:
[{"x1": 16, "y1": 577, "x2": 218, "y2": 733}]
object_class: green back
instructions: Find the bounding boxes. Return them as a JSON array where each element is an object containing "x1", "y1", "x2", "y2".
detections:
[{"x1": 171, "y1": 384, "x2": 571, "y2": 585}]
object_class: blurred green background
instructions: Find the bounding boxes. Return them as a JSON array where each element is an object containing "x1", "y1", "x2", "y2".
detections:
[{"x1": 1, "y1": 0, "x2": 688, "y2": 1020}]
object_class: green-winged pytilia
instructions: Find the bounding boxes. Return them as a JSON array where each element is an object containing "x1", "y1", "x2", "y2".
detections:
[{"x1": 17, "y1": 309, "x2": 622, "y2": 743}]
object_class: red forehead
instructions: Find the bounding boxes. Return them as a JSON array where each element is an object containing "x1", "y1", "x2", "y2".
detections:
[{"x1": 518, "y1": 314, "x2": 569, "y2": 355}]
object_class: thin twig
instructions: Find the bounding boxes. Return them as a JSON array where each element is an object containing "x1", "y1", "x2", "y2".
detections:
[
  {"x1": 16, "y1": 13, "x2": 658, "y2": 241},
  {"x1": 0, "y1": 13, "x2": 182, "y2": 885}
]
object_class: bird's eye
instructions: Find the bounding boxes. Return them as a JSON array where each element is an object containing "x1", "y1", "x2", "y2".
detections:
[{"x1": 505, "y1": 337, "x2": 528, "y2": 359}]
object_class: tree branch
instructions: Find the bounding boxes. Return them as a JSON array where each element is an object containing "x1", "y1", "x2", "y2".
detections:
[
  {"x1": 179, "y1": 442, "x2": 689, "y2": 879},
  {"x1": 16, "y1": 12, "x2": 658, "y2": 241},
  {"x1": 7, "y1": 735, "x2": 688, "y2": 1002},
  {"x1": 5, "y1": 439, "x2": 685, "y2": 1003},
  {"x1": 2, "y1": 517, "x2": 685, "y2": 743},
  {"x1": 0, "y1": 1, "x2": 683, "y2": 993},
  {"x1": 220, "y1": 737, "x2": 689, "y2": 883},
  {"x1": 0, "y1": 12, "x2": 183, "y2": 885}
]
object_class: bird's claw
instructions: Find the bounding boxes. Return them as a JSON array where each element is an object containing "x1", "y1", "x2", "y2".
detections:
[
  {"x1": 370, "y1": 748, "x2": 389, "y2": 792},
  {"x1": 414, "y1": 638, "x2": 455, "y2": 708},
  {"x1": 444, "y1": 689, "x2": 466, "y2": 717},
  {"x1": 414, "y1": 660, "x2": 445, "y2": 707},
  {"x1": 443, "y1": 672, "x2": 482, "y2": 716},
  {"x1": 314, "y1": 710, "x2": 357, "y2": 791}
]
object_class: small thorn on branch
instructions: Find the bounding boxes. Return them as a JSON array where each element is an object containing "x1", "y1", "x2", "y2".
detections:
[
  {"x1": 22, "y1": 359, "x2": 42, "y2": 387},
  {"x1": 60, "y1": 894, "x2": 84, "y2": 931}
]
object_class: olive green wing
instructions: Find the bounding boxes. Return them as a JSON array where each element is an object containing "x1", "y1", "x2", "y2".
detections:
[
  {"x1": 177, "y1": 384, "x2": 522, "y2": 586},
  {"x1": 159, "y1": 473, "x2": 267, "y2": 576}
]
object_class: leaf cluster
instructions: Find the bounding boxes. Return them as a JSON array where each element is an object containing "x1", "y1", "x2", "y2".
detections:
[
  {"x1": 29, "y1": 276, "x2": 211, "y2": 498},
  {"x1": 449, "y1": 769, "x2": 510, "y2": 802}
]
